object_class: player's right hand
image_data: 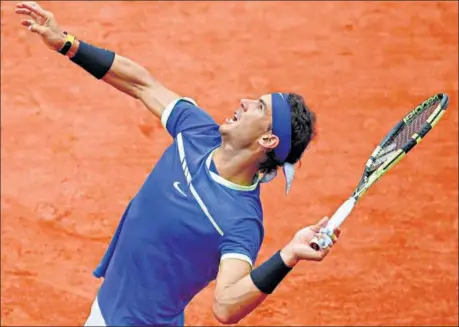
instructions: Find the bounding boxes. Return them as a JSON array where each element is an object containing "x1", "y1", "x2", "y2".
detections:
[
  {"x1": 15, "y1": 2, "x2": 66, "y2": 51},
  {"x1": 280, "y1": 217, "x2": 341, "y2": 267}
]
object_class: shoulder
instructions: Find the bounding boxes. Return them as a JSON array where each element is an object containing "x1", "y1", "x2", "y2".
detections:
[
  {"x1": 218, "y1": 214, "x2": 264, "y2": 268},
  {"x1": 161, "y1": 97, "x2": 220, "y2": 138}
]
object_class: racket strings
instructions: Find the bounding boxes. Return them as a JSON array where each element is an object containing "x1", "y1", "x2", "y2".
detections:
[
  {"x1": 391, "y1": 100, "x2": 439, "y2": 148},
  {"x1": 368, "y1": 100, "x2": 440, "y2": 172}
]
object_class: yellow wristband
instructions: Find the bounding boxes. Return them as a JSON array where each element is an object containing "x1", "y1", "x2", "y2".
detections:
[{"x1": 58, "y1": 32, "x2": 76, "y2": 55}]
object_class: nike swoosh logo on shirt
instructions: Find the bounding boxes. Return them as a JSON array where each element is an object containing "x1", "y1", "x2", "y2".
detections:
[{"x1": 173, "y1": 181, "x2": 187, "y2": 197}]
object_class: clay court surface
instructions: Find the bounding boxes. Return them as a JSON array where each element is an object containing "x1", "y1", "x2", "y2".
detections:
[{"x1": 1, "y1": 1, "x2": 458, "y2": 326}]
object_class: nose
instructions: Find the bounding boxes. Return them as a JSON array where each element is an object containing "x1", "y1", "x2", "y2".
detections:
[
  {"x1": 240, "y1": 99, "x2": 249, "y2": 111},
  {"x1": 240, "y1": 99, "x2": 255, "y2": 112}
]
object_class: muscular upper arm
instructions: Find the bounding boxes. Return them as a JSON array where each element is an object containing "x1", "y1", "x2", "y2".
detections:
[
  {"x1": 137, "y1": 81, "x2": 180, "y2": 120},
  {"x1": 101, "y1": 54, "x2": 180, "y2": 120},
  {"x1": 211, "y1": 214, "x2": 265, "y2": 324},
  {"x1": 213, "y1": 257, "x2": 267, "y2": 324},
  {"x1": 215, "y1": 258, "x2": 252, "y2": 296}
]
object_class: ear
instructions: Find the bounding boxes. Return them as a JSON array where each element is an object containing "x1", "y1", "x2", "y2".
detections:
[{"x1": 258, "y1": 133, "x2": 279, "y2": 151}]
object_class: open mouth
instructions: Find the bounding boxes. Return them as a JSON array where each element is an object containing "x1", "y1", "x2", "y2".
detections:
[{"x1": 225, "y1": 111, "x2": 240, "y2": 124}]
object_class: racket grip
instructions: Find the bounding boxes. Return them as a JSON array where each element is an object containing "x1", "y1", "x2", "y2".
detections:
[
  {"x1": 309, "y1": 198, "x2": 356, "y2": 251},
  {"x1": 327, "y1": 197, "x2": 356, "y2": 229}
]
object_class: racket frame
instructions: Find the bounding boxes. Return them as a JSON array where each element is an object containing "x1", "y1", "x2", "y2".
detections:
[{"x1": 309, "y1": 93, "x2": 449, "y2": 251}]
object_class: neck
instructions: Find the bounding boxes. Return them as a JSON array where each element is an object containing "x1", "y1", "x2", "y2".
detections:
[{"x1": 212, "y1": 143, "x2": 262, "y2": 186}]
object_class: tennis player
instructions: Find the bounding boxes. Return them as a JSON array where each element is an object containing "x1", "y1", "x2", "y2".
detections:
[{"x1": 16, "y1": 2, "x2": 341, "y2": 326}]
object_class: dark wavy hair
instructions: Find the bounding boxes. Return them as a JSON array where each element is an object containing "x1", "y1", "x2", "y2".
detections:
[{"x1": 258, "y1": 93, "x2": 316, "y2": 174}]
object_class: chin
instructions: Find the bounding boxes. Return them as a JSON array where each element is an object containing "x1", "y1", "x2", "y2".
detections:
[
  {"x1": 218, "y1": 123, "x2": 227, "y2": 134},
  {"x1": 219, "y1": 122, "x2": 233, "y2": 135}
]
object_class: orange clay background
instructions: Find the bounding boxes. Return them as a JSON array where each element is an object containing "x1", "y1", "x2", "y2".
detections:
[{"x1": 1, "y1": 1, "x2": 458, "y2": 326}]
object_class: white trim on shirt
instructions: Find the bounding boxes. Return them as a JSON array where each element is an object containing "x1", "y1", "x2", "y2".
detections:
[
  {"x1": 205, "y1": 150, "x2": 260, "y2": 192},
  {"x1": 176, "y1": 132, "x2": 224, "y2": 236},
  {"x1": 161, "y1": 97, "x2": 198, "y2": 130},
  {"x1": 220, "y1": 253, "x2": 253, "y2": 267}
]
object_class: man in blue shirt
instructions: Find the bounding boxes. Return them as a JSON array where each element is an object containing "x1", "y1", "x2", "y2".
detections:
[{"x1": 16, "y1": 2, "x2": 341, "y2": 326}]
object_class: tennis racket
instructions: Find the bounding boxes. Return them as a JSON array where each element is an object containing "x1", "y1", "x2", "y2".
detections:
[{"x1": 310, "y1": 93, "x2": 449, "y2": 251}]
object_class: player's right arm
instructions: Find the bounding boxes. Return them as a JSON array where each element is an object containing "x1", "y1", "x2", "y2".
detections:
[
  {"x1": 15, "y1": 1, "x2": 178, "y2": 120},
  {"x1": 213, "y1": 217, "x2": 340, "y2": 325}
]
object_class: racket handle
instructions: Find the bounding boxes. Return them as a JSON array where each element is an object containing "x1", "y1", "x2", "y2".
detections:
[
  {"x1": 327, "y1": 197, "x2": 356, "y2": 229},
  {"x1": 309, "y1": 197, "x2": 356, "y2": 251}
]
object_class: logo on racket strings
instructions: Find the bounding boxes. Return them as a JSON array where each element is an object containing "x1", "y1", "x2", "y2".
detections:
[{"x1": 403, "y1": 95, "x2": 438, "y2": 124}]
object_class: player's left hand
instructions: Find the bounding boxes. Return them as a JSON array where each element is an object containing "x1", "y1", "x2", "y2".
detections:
[
  {"x1": 280, "y1": 217, "x2": 341, "y2": 267},
  {"x1": 15, "y1": 2, "x2": 66, "y2": 51}
]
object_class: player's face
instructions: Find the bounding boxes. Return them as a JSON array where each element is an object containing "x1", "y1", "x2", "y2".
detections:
[{"x1": 220, "y1": 94, "x2": 276, "y2": 150}]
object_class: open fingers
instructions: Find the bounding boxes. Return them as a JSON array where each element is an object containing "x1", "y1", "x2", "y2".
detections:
[
  {"x1": 21, "y1": 19, "x2": 33, "y2": 27},
  {"x1": 15, "y1": 8, "x2": 39, "y2": 21},
  {"x1": 20, "y1": 18, "x2": 44, "y2": 33},
  {"x1": 16, "y1": 2, "x2": 49, "y2": 19},
  {"x1": 20, "y1": 19, "x2": 36, "y2": 31}
]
